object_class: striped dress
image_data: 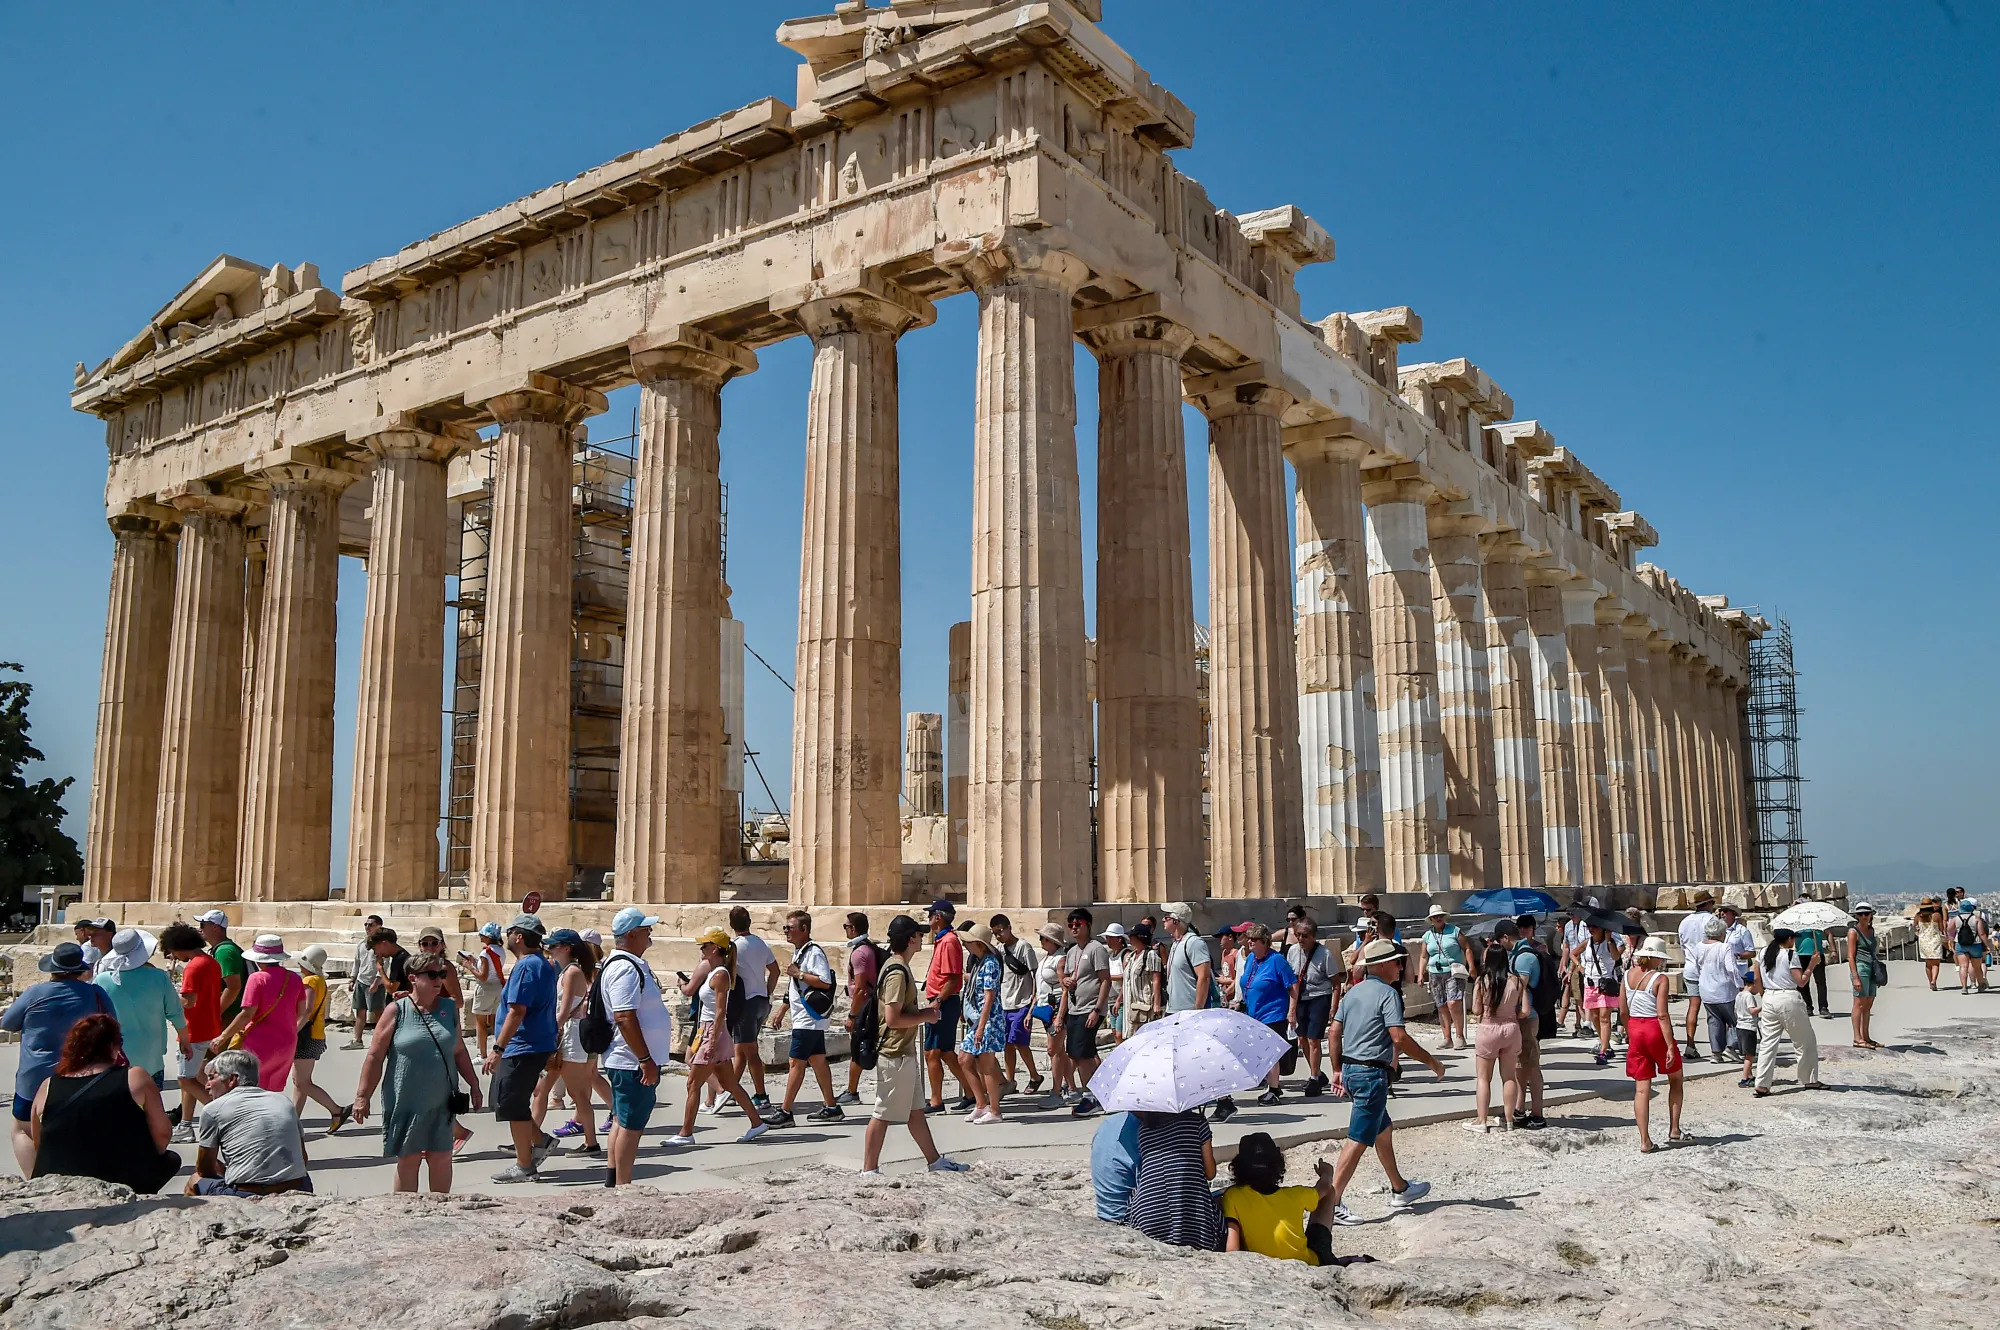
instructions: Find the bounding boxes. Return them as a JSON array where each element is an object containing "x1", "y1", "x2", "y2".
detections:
[{"x1": 1127, "y1": 1111, "x2": 1224, "y2": 1251}]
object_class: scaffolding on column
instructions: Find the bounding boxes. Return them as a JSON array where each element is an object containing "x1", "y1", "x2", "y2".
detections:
[{"x1": 1746, "y1": 616, "x2": 1812, "y2": 891}]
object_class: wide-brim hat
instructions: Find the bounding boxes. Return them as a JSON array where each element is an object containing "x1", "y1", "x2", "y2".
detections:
[
  {"x1": 297, "y1": 945, "x2": 328, "y2": 977},
  {"x1": 1426, "y1": 903, "x2": 1448, "y2": 918},
  {"x1": 964, "y1": 923, "x2": 996, "y2": 949},
  {"x1": 1099, "y1": 922, "x2": 1128, "y2": 939},
  {"x1": 1360, "y1": 938, "x2": 1402, "y2": 965},
  {"x1": 248, "y1": 934, "x2": 290, "y2": 963},
  {"x1": 99, "y1": 928, "x2": 160, "y2": 973},
  {"x1": 39, "y1": 942, "x2": 88, "y2": 973},
  {"x1": 1036, "y1": 923, "x2": 1067, "y2": 945},
  {"x1": 1637, "y1": 937, "x2": 1674, "y2": 962}
]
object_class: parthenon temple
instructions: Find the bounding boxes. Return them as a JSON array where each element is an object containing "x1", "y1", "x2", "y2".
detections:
[{"x1": 70, "y1": 0, "x2": 1766, "y2": 929}]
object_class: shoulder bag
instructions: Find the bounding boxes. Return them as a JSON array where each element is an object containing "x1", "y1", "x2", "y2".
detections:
[{"x1": 405, "y1": 997, "x2": 471, "y2": 1116}]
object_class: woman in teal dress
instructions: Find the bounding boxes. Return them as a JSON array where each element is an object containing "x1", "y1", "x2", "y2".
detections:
[
  {"x1": 1846, "y1": 903, "x2": 1884, "y2": 1051},
  {"x1": 352, "y1": 956, "x2": 483, "y2": 1193}
]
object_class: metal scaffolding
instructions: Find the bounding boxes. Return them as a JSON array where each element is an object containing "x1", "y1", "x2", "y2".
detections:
[{"x1": 1746, "y1": 616, "x2": 1812, "y2": 891}]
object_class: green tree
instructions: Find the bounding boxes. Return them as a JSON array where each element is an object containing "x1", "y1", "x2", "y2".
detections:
[{"x1": 0, "y1": 662, "x2": 84, "y2": 920}]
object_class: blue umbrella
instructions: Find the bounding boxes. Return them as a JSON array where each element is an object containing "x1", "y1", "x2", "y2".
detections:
[{"x1": 1462, "y1": 888, "x2": 1562, "y2": 917}]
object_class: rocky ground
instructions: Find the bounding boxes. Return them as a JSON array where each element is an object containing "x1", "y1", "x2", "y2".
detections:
[{"x1": 4, "y1": 1017, "x2": 1996, "y2": 1330}]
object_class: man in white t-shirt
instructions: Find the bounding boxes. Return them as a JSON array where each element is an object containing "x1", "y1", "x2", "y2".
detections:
[
  {"x1": 1676, "y1": 894, "x2": 1717, "y2": 1057},
  {"x1": 764, "y1": 910, "x2": 843, "y2": 1127},
  {"x1": 728, "y1": 906, "x2": 780, "y2": 1108},
  {"x1": 601, "y1": 907, "x2": 674, "y2": 1187}
]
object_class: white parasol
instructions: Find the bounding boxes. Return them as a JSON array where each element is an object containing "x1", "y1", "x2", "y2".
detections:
[
  {"x1": 1086, "y1": 1009, "x2": 1290, "y2": 1114},
  {"x1": 1771, "y1": 900, "x2": 1852, "y2": 932}
]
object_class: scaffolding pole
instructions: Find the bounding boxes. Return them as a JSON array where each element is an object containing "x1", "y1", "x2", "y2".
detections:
[{"x1": 1746, "y1": 616, "x2": 1812, "y2": 892}]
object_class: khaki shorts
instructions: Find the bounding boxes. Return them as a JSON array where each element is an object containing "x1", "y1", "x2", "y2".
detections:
[
  {"x1": 1517, "y1": 1014, "x2": 1542, "y2": 1075},
  {"x1": 871, "y1": 1053, "x2": 922, "y2": 1123}
]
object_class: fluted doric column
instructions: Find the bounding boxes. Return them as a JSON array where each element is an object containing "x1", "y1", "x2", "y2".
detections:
[
  {"x1": 1650, "y1": 638, "x2": 1689, "y2": 883},
  {"x1": 1721, "y1": 678, "x2": 1753, "y2": 880},
  {"x1": 1482, "y1": 537, "x2": 1544, "y2": 888},
  {"x1": 466, "y1": 374, "x2": 607, "y2": 902},
  {"x1": 1671, "y1": 649, "x2": 1705, "y2": 882},
  {"x1": 1564, "y1": 584, "x2": 1611, "y2": 886},
  {"x1": 1597, "y1": 605, "x2": 1640, "y2": 884},
  {"x1": 1080, "y1": 304, "x2": 1203, "y2": 903},
  {"x1": 948, "y1": 231, "x2": 1092, "y2": 910},
  {"x1": 1622, "y1": 619, "x2": 1665, "y2": 882},
  {"x1": 238, "y1": 540, "x2": 265, "y2": 825},
  {"x1": 83, "y1": 509, "x2": 177, "y2": 902},
  {"x1": 613, "y1": 329, "x2": 755, "y2": 905},
  {"x1": 1288, "y1": 428, "x2": 1384, "y2": 895},
  {"x1": 1430, "y1": 509, "x2": 1498, "y2": 891},
  {"x1": 1362, "y1": 471, "x2": 1447, "y2": 893},
  {"x1": 240, "y1": 454, "x2": 357, "y2": 901},
  {"x1": 1696, "y1": 665, "x2": 1727, "y2": 881},
  {"x1": 1194, "y1": 372, "x2": 1305, "y2": 900},
  {"x1": 347, "y1": 419, "x2": 462, "y2": 903},
  {"x1": 786, "y1": 281, "x2": 927, "y2": 907},
  {"x1": 153, "y1": 485, "x2": 249, "y2": 902},
  {"x1": 1526, "y1": 569, "x2": 1583, "y2": 886}
]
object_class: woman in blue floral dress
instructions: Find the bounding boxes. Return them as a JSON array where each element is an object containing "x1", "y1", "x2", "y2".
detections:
[{"x1": 958, "y1": 924, "x2": 1008, "y2": 1123}]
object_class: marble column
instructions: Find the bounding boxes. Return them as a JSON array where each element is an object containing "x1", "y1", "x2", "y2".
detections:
[
  {"x1": 1481, "y1": 538, "x2": 1544, "y2": 888},
  {"x1": 1650, "y1": 638, "x2": 1689, "y2": 884},
  {"x1": 904, "y1": 713, "x2": 944, "y2": 815},
  {"x1": 1526, "y1": 570, "x2": 1583, "y2": 886},
  {"x1": 947, "y1": 620, "x2": 970, "y2": 865},
  {"x1": 239, "y1": 457, "x2": 355, "y2": 902},
  {"x1": 1697, "y1": 667, "x2": 1727, "y2": 881},
  {"x1": 153, "y1": 486, "x2": 248, "y2": 902},
  {"x1": 1622, "y1": 618, "x2": 1665, "y2": 883},
  {"x1": 788, "y1": 285, "x2": 925, "y2": 907},
  {"x1": 1196, "y1": 376, "x2": 1306, "y2": 900},
  {"x1": 1596, "y1": 606, "x2": 1640, "y2": 884},
  {"x1": 466, "y1": 374, "x2": 607, "y2": 903},
  {"x1": 615, "y1": 330, "x2": 754, "y2": 905},
  {"x1": 1082, "y1": 308, "x2": 1203, "y2": 903},
  {"x1": 347, "y1": 421, "x2": 459, "y2": 903},
  {"x1": 83, "y1": 511, "x2": 177, "y2": 902},
  {"x1": 955, "y1": 233, "x2": 1093, "y2": 910},
  {"x1": 1670, "y1": 650, "x2": 1705, "y2": 882},
  {"x1": 1430, "y1": 509, "x2": 1498, "y2": 891},
  {"x1": 1287, "y1": 430, "x2": 1384, "y2": 896},
  {"x1": 1564, "y1": 584, "x2": 1611, "y2": 886},
  {"x1": 238, "y1": 540, "x2": 265, "y2": 826},
  {"x1": 1362, "y1": 473, "x2": 1447, "y2": 893}
]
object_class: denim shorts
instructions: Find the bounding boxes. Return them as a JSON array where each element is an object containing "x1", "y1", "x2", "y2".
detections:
[
  {"x1": 789, "y1": 1029, "x2": 828, "y2": 1061},
  {"x1": 607, "y1": 1068, "x2": 658, "y2": 1130},
  {"x1": 1343, "y1": 1064, "x2": 1392, "y2": 1146}
]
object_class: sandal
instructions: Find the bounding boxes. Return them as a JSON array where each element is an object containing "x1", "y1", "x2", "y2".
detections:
[
  {"x1": 1752, "y1": 1088, "x2": 1771, "y2": 1098},
  {"x1": 1639, "y1": 1143, "x2": 1660, "y2": 1154},
  {"x1": 1668, "y1": 1130, "x2": 1696, "y2": 1144},
  {"x1": 1802, "y1": 1082, "x2": 1826, "y2": 1091}
]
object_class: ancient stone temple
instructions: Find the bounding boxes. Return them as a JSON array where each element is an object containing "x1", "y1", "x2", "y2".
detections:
[{"x1": 71, "y1": 0, "x2": 1761, "y2": 923}]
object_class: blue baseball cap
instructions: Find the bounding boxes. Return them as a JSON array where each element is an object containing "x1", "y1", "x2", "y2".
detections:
[
  {"x1": 612, "y1": 906, "x2": 660, "y2": 937},
  {"x1": 926, "y1": 899, "x2": 955, "y2": 921},
  {"x1": 478, "y1": 922, "x2": 503, "y2": 941},
  {"x1": 545, "y1": 928, "x2": 583, "y2": 949}
]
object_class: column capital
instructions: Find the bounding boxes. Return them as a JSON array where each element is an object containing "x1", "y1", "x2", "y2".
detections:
[
  {"x1": 1425, "y1": 504, "x2": 1488, "y2": 540},
  {"x1": 465, "y1": 372, "x2": 608, "y2": 426},
  {"x1": 160, "y1": 480, "x2": 250, "y2": 519},
  {"x1": 935, "y1": 226, "x2": 1091, "y2": 296},
  {"x1": 347, "y1": 412, "x2": 478, "y2": 463},
  {"x1": 1359, "y1": 466, "x2": 1435, "y2": 509},
  {"x1": 1522, "y1": 560, "x2": 1581, "y2": 589},
  {"x1": 629, "y1": 323, "x2": 760, "y2": 387},
  {"x1": 1186, "y1": 363, "x2": 1295, "y2": 421},
  {"x1": 1282, "y1": 416, "x2": 1380, "y2": 468},
  {"x1": 772, "y1": 272, "x2": 933, "y2": 341},
  {"x1": 1074, "y1": 293, "x2": 1198, "y2": 360},
  {"x1": 1477, "y1": 530, "x2": 1535, "y2": 564},
  {"x1": 107, "y1": 500, "x2": 178, "y2": 538},
  {"x1": 245, "y1": 444, "x2": 367, "y2": 494},
  {"x1": 1595, "y1": 600, "x2": 1631, "y2": 628},
  {"x1": 1619, "y1": 613, "x2": 1655, "y2": 641}
]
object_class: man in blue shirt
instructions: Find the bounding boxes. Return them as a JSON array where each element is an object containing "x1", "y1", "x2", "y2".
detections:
[
  {"x1": 1089, "y1": 1111, "x2": 1142, "y2": 1221},
  {"x1": 1498, "y1": 917, "x2": 1549, "y2": 1128},
  {"x1": 482, "y1": 915, "x2": 559, "y2": 1183},
  {"x1": 1326, "y1": 940, "x2": 1445, "y2": 1224},
  {"x1": 2, "y1": 942, "x2": 114, "y2": 1176}
]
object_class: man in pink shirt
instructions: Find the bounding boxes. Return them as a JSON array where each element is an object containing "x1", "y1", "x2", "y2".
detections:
[{"x1": 922, "y1": 901, "x2": 972, "y2": 1113}]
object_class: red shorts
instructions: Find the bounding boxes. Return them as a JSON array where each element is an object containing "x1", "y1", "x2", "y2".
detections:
[{"x1": 1625, "y1": 1019, "x2": 1682, "y2": 1080}]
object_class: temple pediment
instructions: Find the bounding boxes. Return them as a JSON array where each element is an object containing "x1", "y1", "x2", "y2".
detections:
[{"x1": 88, "y1": 254, "x2": 324, "y2": 384}]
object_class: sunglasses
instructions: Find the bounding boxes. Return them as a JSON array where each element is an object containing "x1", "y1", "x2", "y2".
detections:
[
  {"x1": 420, "y1": 938, "x2": 443, "y2": 947},
  {"x1": 410, "y1": 968, "x2": 449, "y2": 980}
]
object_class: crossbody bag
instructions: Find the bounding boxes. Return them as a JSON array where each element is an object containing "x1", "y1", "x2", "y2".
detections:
[{"x1": 404, "y1": 998, "x2": 471, "y2": 1116}]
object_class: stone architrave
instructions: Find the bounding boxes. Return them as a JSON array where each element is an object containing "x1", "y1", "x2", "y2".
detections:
[
  {"x1": 82, "y1": 510, "x2": 177, "y2": 902},
  {"x1": 1080, "y1": 304, "x2": 1203, "y2": 904},
  {"x1": 946, "y1": 620, "x2": 970, "y2": 865},
  {"x1": 1193, "y1": 371, "x2": 1306, "y2": 900},
  {"x1": 1596, "y1": 605, "x2": 1640, "y2": 884},
  {"x1": 1622, "y1": 618, "x2": 1665, "y2": 883},
  {"x1": 1526, "y1": 569, "x2": 1583, "y2": 886},
  {"x1": 347, "y1": 419, "x2": 461, "y2": 904},
  {"x1": 617, "y1": 329, "x2": 755, "y2": 905},
  {"x1": 1481, "y1": 537, "x2": 1544, "y2": 888},
  {"x1": 1429, "y1": 508, "x2": 1498, "y2": 892},
  {"x1": 1650, "y1": 638, "x2": 1689, "y2": 884},
  {"x1": 784, "y1": 279, "x2": 929, "y2": 907},
  {"x1": 152, "y1": 485, "x2": 249, "y2": 902},
  {"x1": 944, "y1": 230, "x2": 1093, "y2": 910},
  {"x1": 465, "y1": 374, "x2": 607, "y2": 903},
  {"x1": 1564, "y1": 584, "x2": 1611, "y2": 886},
  {"x1": 1287, "y1": 428, "x2": 1384, "y2": 896},
  {"x1": 1361, "y1": 471, "x2": 1448, "y2": 893}
]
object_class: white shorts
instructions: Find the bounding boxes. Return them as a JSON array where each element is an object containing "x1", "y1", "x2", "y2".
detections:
[
  {"x1": 176, "y1": 1040, "x2": 212, "y2": 1081},
  {"x1": 560, "y1": 1018, "x2": 587, "y2": 1064}
]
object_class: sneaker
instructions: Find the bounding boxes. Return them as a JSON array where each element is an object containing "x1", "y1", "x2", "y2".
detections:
[
  {"x1": 858, "y1": 1167, "x2": 882, "y2": 1176},
  {"x1": 1523, "y1": 1114, "x2": 1548, "y2": 1130},
  {"x1": 706, "y1": 1098, "x2": 732, "y2": 1116},
  {"x1": 171, "y1": 1121, "x2": 197, "y2": 1144},
  {"x1": 600, "y1": 1116, "x2": 614, "y2": 1134},
  {"x1": 835, "y1": 1091, "x2": 862, "y2": 1106},
  {"x1": 762, "y1": 1108, "x2": 796, "y2": 1128},
  {"x1": 1060, "y1": 1089, "x2": 1082, "y2": 1106},
  {"x1": 1388, "y1": 1180, "x2": 1431, "y2": 1209},
  {"x1": 1001, "y1": 1079, "x2": 1020, "y2": 1098},
  {"x1": 923, "y1": 1101, "x2": 948, "y2": 1115},
  {"x1": 970, "y1": 1109, "x2": 1002, "y2": 1124},
  {"x1": 1461, "y1": 1119, "x2": 1489, "y2": 1134},
  {"x1": 948, "y1": 1095, "x2": 976, "y2": 1112},
  {"x1": 750, "y1": 1093, "x2": 772, "y2": 1110},
  {"x1": 1736, "y1": 1077, "x2": 1754, "y2": 1088},
  {"x1": 1071, "y1": 1094, "x2": 1101, "y2": 1118},
  {"x1": 1256, "y1": 1087, "x2": 1283, "y2": 1105},
  {"x1": 808, "y1": 1106, "x2": 845, "y2": 1123},
  {"x1": 490, "y1": 1164, "x2": 539, "y2": 1184},
  {"x1": 663, "y1": 1134, "x2": 696, "y2": 1147},
  {"x1": 530, "y1": 1134, "x2": 559, "y2": 1164},
  {"x1": 1209, "y1": 1097, "x2": 1238, "y2": 1124},
  {"x1": 576, "y1": 1144, "x2": 605, "y2": 1158},
  {"x1": 1329, "y1": 1202, "x2": 1360, "y2": 1226},
  {"x1": 1301, "y1": 1074, "x2": 1325, "y2": 1098},
  {"x1": 739, "y1": 1123, "x2": 771, "y2": 1143},
  {"x1": 552, "y1": 1119, "x2": 584, "y2": 1139},
  {"x1": 927, "y1": 1156, "x2": 971, "y2": 1173}
]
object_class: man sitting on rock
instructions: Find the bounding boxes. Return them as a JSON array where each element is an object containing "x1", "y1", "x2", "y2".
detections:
[{"x1": 186, "y1": 1049, "x2": 314, "y2": 1197}]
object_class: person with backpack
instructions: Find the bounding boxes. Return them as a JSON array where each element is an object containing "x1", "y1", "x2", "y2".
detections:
[
  {"x1": 1497, "y1": 917, "x2": 1554, "y2": 1129},
  {"x1": 838, "y1": 913, "x2": 882, "y2": 1105},
  {"x1": 666, "y1": 928, "x2": 769, "y2": 1149},
  {"x1": 764, "y1": 910, "x2": 843, "y2": 1128},
  {"x1": 1953, "y1": 898, "x2": 1989, "y2": 995},
  {"x1": 859, "y1": 915, "x2": 970, "y2": 1176},
  {"x1": 583, "y1": 908, "x2": 676, "y2": 1185}
]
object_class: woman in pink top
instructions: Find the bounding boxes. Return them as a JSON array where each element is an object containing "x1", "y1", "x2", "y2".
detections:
[{"x1": 214, "y1": 935, "x2": 308, "y2": 1092}]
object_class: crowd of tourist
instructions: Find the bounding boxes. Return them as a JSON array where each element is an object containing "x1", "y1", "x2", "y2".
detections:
[{"x1": 1, "y1": 888, "x2": 1931, "y2": 1265}]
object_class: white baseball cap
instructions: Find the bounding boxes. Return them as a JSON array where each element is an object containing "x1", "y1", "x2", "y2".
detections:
[{"x1": 195, "y1": 909, "x2": 230, "y2": 927}]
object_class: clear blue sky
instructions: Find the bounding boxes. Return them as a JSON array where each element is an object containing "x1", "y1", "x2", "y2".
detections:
[{"x1": 1, "y1": 1, "x2": 1993, "y2": 881}]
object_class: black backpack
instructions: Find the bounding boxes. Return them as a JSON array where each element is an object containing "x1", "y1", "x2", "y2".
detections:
[
  {"x1": 1959, "y1": 915, "x2": 1979, "y2": 949},
  {"x1": 579, "y1": 953, "x2": 644, "y2": 1057},
  {"x1": 851, "y1": 959, "x2": 908, "y2": 1072},
  {"x1": 1515, "y1": 938, "x2": 1562, "y2": 1039}
]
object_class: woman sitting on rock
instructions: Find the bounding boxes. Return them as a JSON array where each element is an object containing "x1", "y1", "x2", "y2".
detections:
[
  {"x1": 1125, "y1": 1107, "x2": 1222, "y2": 1251},
  {"x1": 29, "y1": 1013, "x2": 180, "y2": 1193},
  {"x1": 1220, "y1": 1132, "x2": 1374, "y2": 1266}
]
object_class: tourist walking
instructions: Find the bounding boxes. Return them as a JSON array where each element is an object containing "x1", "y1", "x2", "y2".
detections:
[
  {"x1": 1221, "y1": 1132, "x2": 1372, "y2": 1266},
  {"x1": 1692, "y1": 917, "x2": 1744, "y2": 1062},
  {"x1": 921, "y1": 900, "x2": 972, "y2": 1113},
  {"x1": 1100, "y1": 923, "x2": 1129, "y2": 1038},
  {"x1": 1754, "y1": 929, "x2": 1823, "y2": 1094},
  {"x1": 213, "y1": 936, "x2": 308, "y2": 1093},
  {"x1": 343, "y1": 913, "x2": 383, "y2": 1048},
  {"x1": 1325, "y1": 939, "x2": 1446, "y2": 1222},
  {"x1": 1914, "y1": 899, "x2": 1945, "y2": 990},
  {"x1": 188, "y1": 1049, "x2": 314, "y2": 1197},
  {"x1": 74, "y1": 918, "x2": 116, "y2": 975},
  {"x1": 483, "y1": 915, "x2": 561, "y2": 1183},
  {"x1": 461, "y1": 921, "x2": 507, "y2": 1058},
  {"x1": 1676, "y1": 893, "x2": 1717, "y2": 1056},
  {"x1": 92, "y1": 928, "x2": 184, "y2": 1091},
  {"x1": 727, "y1": 907, "x2": 780, "y2": 1110},
  {"x1": 1416, "y1": 905, "x2": 1470, "y2": 1050},
  {"x1": 1034, "y1": 922, "x2": 1074, "y2": 1100},
  {"x1": 1119, "y1": 923, "x2": 1162, "y2": 1040},
  {"x1": 1847, "y1": 903, "x2": 1885, "y2": 1049},
  {"x1": 1621, "y1": 937, "x2": 1687, "y2": 1152},
  {"x1": 25, "y1": 1013, "x2": 179, "y2": 1193},
  {"x1": 957, "y1": 924, "x2": 1007, "y2": 1122},
  {"x1": 1058, "y1": 907, "x2": 1112, "y2": 1116},
  {"x1": 196, "y1": 910, "x2": 249, "y2": 1028},
  {"x1": 535, "y1": 929, "x2": 607, "y2": 1153},
  {"x1": 766, "y1": 910, "x2": 843, "y2": 1127},
  {"x1": 1235, "y1": 923, "x2": 1297, "y2": 1104},
  {"x1": 990, "y1": 914, "x2": 1042, "y2": 1094},
  {"x1": 367, "y1": 927, "x2": 412, "y2": 1011},
  {"x1": 1501, "y1": 916, "x2": 1553, "y2": 1129},
  {"x1": 668, "y1": 928, "x2": 769, "y2": 1147},
  {"x1": 1213, "y1": 927, "x2": 1244, "y2": 1008},
  {"x1": 414, "y1": 927, "x2": 463, "y2": 1006},
  {"x1": 160, "y1": 923, "x2": 220, "y2": 1142},
  {"x1": 1577, "y1": 920, "x2": 1622, "y2": 1066},
  {"x1": 1558, "y1": 904, "x2": 1591, "y2": 1037},
  {"x1": 859, "y1": 914, "x2": 968, "y2": 1175},
  {"x1": 1465, "y1": 939, "x2": 1528, "y2": 1133},
  {"x1": 840, "y1": 912, "x2": 879, "y2": 1104},
  {"x1": 1952, "y1": 899, "x2": 1989, "y2": 994},
  {"x1": 1733, "y1": 974, "x2": 1761, "y2": 1087},
  {"x1": 1286, "y1": 917, "x2": 1339, "y2": 1095},
  {"x1": 598, "y1": 908, "x2": 674, "y2": 1186},
  {"x1": 1126, "y1": 1109, "x2": 1223, "y2": 1251},
  {"x1": 351, "y1": 954, "x2": 481, "y2": 1193},
  {"x1": 289, "y1": 945, "x2": 350, "y2": 1131}
]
